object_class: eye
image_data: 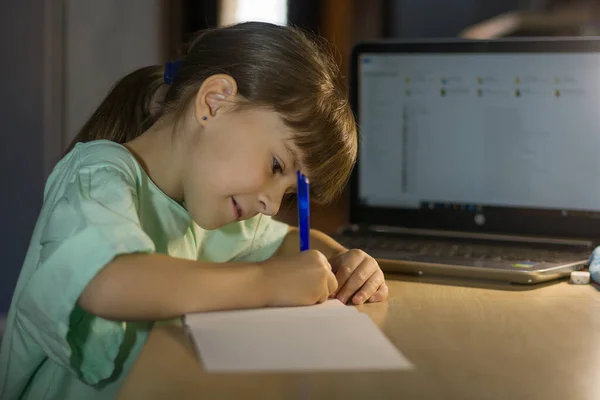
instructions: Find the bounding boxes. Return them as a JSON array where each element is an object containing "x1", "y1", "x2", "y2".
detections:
[{"x1": 271, "y1": 157, "x2": 283, "y2": 175}]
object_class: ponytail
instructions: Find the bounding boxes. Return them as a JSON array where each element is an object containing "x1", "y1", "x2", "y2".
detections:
[{"x1": 65, "y1": 65, "x2": 164, "y2": 154}]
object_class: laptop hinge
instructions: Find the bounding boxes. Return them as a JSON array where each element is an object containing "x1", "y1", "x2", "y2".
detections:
[{"x1": 367, "y1": 225, "x2": 595, "y2": 248}]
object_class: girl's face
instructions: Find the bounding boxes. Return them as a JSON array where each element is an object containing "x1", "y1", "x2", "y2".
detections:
[{"x1": 182, "y1": 106, "x2": 302, "y2": 230}]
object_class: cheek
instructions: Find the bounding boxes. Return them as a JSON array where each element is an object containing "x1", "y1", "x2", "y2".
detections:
[
  {"x1": 181, "y1": 153, "x2": 216, "y2": 204},
  {"x1": 214, "y1": 153, "x2": 272, "y2": 195},
  {"x1": 185, "y1": 135, "x2": 272, "y2": 197},
  {"x1": 187, "y1": 160, "x2": 267, "y2": 198},
  {"x1": 225, "y1": 169, "x2": 271, "y2": 195}
]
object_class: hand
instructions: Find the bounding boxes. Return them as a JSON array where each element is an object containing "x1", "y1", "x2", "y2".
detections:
[
  {"x1": 261, "y1": 250, "x2": 338, "y2": 307},
  {"x1": 329, "y1": 249, "x2": 388, "y2": 305}
]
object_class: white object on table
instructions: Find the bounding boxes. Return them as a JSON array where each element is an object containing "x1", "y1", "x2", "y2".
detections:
[
  {"x1": 570, "y1": 271, "x2": 591, "y2": 285},
  {"x1": 184, "y1": 299, "x2": 413, "y2": 373}
]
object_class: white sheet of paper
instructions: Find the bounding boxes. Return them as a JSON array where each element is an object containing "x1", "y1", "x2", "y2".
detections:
[{"x1": 184, "y1": 301, "x2": 413, "y2": 373}]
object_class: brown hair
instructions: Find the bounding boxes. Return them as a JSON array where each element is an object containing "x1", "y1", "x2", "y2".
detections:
[{"x1": 67, "y1": 22, "x2": 357, "y2": 204}]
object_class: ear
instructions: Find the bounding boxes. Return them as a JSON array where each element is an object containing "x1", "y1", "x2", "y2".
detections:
[{"x1": 194, "y1": 74, "x2": 238, "y2": 124}]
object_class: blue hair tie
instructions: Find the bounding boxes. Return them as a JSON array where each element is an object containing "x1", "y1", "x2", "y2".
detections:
[{"x1": 164, "y1": 60, "x2": 182, "y2": 84}]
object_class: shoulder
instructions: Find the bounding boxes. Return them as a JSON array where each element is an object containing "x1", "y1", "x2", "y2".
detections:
[
  {"x1": 44, "y1": 140, "x2": 143, "y2": 200},
  {"x1": 70, "y1": 140, "x2": 141, "y2": 179}
]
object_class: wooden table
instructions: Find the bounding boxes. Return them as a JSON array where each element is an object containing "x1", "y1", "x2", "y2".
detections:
[{"x1": 118, "y1": 275, "x2": 600, "y2": 400}]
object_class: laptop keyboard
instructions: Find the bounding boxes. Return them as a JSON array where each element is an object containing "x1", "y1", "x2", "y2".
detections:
[{"x1": 336, "y1": 235, "x2": 591, "y2": 263}]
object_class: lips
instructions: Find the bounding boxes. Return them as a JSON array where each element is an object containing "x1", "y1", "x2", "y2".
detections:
[{"x1": 231, "y1": 197, "x2": 242, "y2": 220}]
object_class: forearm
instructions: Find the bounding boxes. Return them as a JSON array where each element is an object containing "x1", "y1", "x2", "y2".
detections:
[
  {"x1": 275, "y1": 227, "x2": 347, "y2": 259},
  {"x1": 79, "y1": 253, "x2": 266, "y2": 321}
]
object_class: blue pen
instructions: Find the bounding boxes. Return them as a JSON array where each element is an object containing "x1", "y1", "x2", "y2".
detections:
[{"x1": 297, "y1": 171, "x2": 310, "y2": 251}]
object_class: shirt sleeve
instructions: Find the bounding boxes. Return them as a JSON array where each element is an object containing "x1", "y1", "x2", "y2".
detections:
[
  {"x1": 15, "y1": 163, "x2": 155, "y2": 385},
  {"x1": 235, "y1": 215, "x2": 290, "y2": 262}
]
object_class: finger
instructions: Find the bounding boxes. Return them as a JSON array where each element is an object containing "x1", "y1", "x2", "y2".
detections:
[
  {"x1": 328, "y1": 250, "x2": 348, "y2": 273},
  {"x1": 333, "y1": 250, "x2": 363, "y2": 294},
  {"x1": 327, "y1": 270, "x2": 339, "y2": 297},
  {"x1": 328, "y1": 253, "x2": 342, "y2": 273},
  {"x1": 336, "y1": 258, "x2": 379, "y2": 304},
  {"x1": 352, "y1": 271, "x2": 385, "y2": 305},
  {"x1": 367, "y1": 281, "x2": 389, "y2": 303}
]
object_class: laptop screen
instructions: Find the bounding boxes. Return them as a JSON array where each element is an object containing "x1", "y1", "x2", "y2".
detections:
[
  {"x1": 350, "y1": 39, "x2": 600, "y2": 239},
  {"x1": 357, "y1": 50, "x2": 600, "y2": 214}
]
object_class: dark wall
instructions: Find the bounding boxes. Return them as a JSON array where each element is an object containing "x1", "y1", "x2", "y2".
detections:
[
  {"x1": 0, "y1": 0, "x2": 165, "y2": 315},
  {"x1": 181, "y1": 0, "x2": 218, "y2": 39},
  {"x1": 288, "y1": 0, "x2": 322, "y2": 33},
  {"x1": 0, "y1": 1, "x2": 45, "y2": 313}
]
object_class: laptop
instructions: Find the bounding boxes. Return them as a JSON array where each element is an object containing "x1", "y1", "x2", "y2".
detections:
[{"x1": 336, "y1": 37, "x2": 600, "y2": 284}]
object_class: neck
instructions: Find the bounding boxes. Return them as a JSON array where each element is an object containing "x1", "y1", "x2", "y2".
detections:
[{"x1": 124, "y1": 119, "x2": 184, "y2": 202}]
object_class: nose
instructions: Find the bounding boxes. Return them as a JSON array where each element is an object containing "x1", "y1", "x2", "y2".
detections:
[{"x1": 258, "y1": 184, "x2": 285, "y2": 216}]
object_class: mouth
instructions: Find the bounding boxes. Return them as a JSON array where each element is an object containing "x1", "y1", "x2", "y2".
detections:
[{"x1": 231, "y1": 197, "x2": 243, "y2": 220}]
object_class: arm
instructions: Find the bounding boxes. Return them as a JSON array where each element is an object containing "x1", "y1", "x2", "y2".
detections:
[
  {"x1": 79, "y1": 253, "x2": 266, "y2": 321},
  {"x1": 274, "y1": 227, "x2": 347, "y2": 260}
]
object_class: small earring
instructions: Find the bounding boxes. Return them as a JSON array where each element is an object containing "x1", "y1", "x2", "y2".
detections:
[{"x1": 202, "y1": 116, "x2": 208, "y2": 121}]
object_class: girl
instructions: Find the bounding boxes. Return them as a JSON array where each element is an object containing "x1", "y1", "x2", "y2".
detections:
[{"x1": 0, "y1": 22, "x2": 388, "y2": 399}]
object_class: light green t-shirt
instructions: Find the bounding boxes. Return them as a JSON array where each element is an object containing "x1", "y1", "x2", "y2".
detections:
[{"x1": 0, "y1": 140, "x2": 289, "y2": 400}]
